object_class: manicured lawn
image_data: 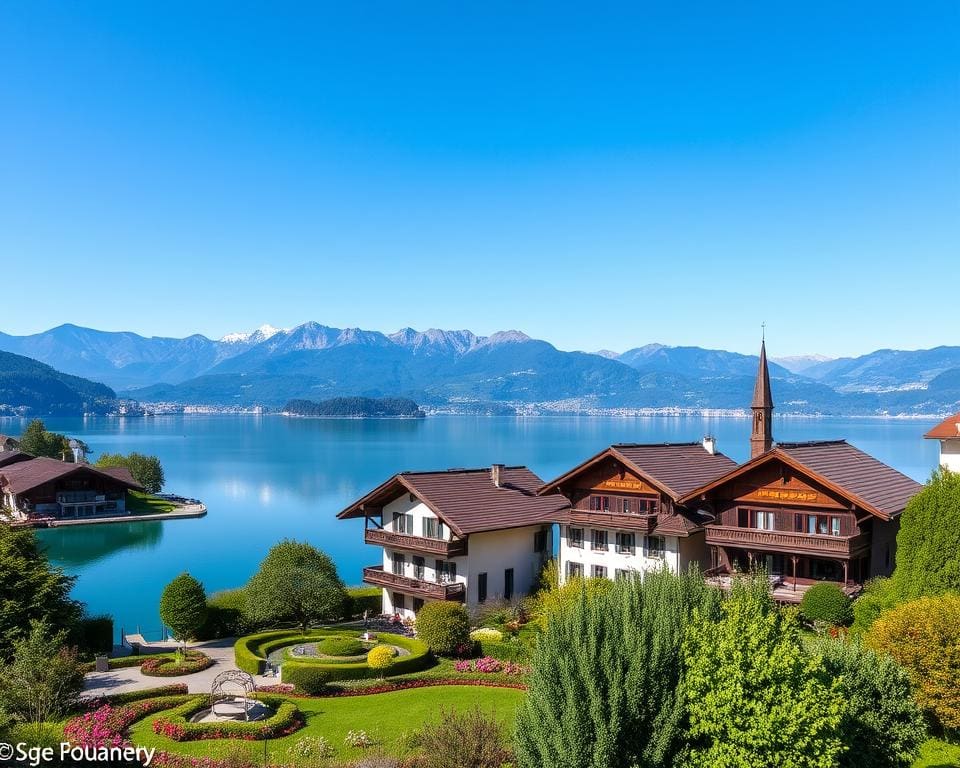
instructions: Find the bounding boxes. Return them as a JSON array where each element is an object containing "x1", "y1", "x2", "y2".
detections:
[
  {"x1": 128, "y1": 685, "x2": 525, "y2": 761},
  {"x1": 126, "y1": 491, "x2": 177, "y2": 515},
  {"x1": 913, "y1": 738, "x2": 960, "y2": 768}
]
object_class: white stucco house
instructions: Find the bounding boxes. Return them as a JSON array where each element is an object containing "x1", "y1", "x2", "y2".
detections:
[
  {"x1": 925, "y1": 412, "x2": 960, "y2": 473},
  {"x1": 537, "y1": 439, "x2": 737, "y2": 584},
  {"x1": 338, "y1": 464, "x2": 566, "y2": 619}
]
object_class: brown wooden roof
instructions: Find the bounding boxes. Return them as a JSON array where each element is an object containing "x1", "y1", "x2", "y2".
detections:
[
  {"x1": 924, "y1": 412, "x2": 960, "y2": 440},
  {"x1": 679, "y1": 440, "x2": 921, "y2": 520},
  {"x1": 0, "y1": 457, "x2": 143, "y2": 495},
  {"x1": 0, "y1": 451, "x2": 32, "y2": 469},
  {"x1": 338, "y1": 466, "x2": 569, "y2": 537},
  {"x1": 538, "y1": 442, "x2": 737, "y2": 502}
]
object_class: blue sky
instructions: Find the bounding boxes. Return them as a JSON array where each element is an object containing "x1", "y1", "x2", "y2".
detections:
[{"x1": 1, "y1": 2, "x2": 957, "y2": 357}]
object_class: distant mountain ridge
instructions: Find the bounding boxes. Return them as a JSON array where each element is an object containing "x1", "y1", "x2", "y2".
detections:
[
  {"x1": 0, "y1": 350, "x2": 116, "y2": 415},
  {"x1": 0, "y1": 323, "x2": 957, "y2": 416}
]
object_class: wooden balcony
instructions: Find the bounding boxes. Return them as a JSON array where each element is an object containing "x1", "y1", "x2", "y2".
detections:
[
  {"x1": 362, "y1": 565, "x2": 466, "y2": 601},
  {"x1": 563, "y1": 509, "x2": 657, "y2": 533},
  {"x1": 364, "y1": 528, "x2": 467, "y2": 557},
  {"x1": 705, "y1": 525, "x2": 870, "y2": 559}
]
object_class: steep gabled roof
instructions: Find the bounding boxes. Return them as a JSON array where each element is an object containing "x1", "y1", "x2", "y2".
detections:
[
  {"x1": 0, "y1": 451, "x2": 32, "y2": 469},
  {"x1": 0, "y1": 457, "x2": 143, "y2": 495},
  {"x1": 338, "y1": 466, "x2": 569, "y2": 537},
  {"x1": 538, "y1": 442, "x2": 737, "y2": 502},
  {"x1": 678, "y1": 440, "x2": 921, "y2": 520},
  {"x1": 924, "y1": 412, "x2": 960, "y2": 440}
]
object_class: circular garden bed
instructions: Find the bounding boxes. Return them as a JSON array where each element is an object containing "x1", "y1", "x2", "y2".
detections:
[{"x1": 141, "y1": 650, "x2": 213, "y2": 677}]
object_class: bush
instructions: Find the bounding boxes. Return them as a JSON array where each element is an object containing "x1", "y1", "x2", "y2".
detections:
[
  {"x1": 414, "y1": 706, "x2": 513, "y2": 768},
  {"x1": 852, "y1": 577, "x2": 899, "y2": 635},
  {"x1": 159, "y1": 573, "x2": 208, "y2": 646},
  {"x1": 415, "y1": 602, "x2": 471, "y2": 656},
  {"x1": 818, "y1": 639, "x2": 926, "y2": 768},
  {"x1": 316, "y1": 636, "x2": 364, "y2": 657},
  {"x1": 95, "y1": 684, "x2": 189, "y2": 706},
  {"x1": 196, "y1": 588, "x2": 255, "y2": 640},
  {"x1": 469, "y1": 628, "x2": 504, "y2": 643},
  {"x1": 367, "y1": 645, "x2": 396, "y2": 678},
  {"x1": 282, "y1": 666, "x2": 330, "y2": 695},
  {"x1": 70, "y1": 614, "x2": 114, "y2": 656},
  {"x1": 866, "y1": 593, "x2": 960, "y2": 730},
  {"x1": 347, "y1": 586, "x2": 382, "y2": 618},
  {"x1": 800, "y1": 583, "x2": 853, "y2": 626}
]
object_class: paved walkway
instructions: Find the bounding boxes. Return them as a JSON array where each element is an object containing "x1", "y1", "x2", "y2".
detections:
[{"x1": 82, "y1": 638, "x2": 278, "y2": 697}]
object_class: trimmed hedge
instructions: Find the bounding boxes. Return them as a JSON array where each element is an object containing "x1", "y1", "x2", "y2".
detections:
[
  {"x1": 800, "y1": 583, "x2": 853, "y2": 626},
  {"x1": 151, "y1": 694, "x2": 303, "y2": 741},
  {"x1": 347, "y1": 586, "x2": 382, "y2": 618},
  {"x1": 316, "y1": 636, "x2": 365, "y2": 657},
  {"x1": 478, "y1": 639, "x2": 532, "y2": 664},
  {"x1": 71, "y1": 615, "x2": 114, "y2": 656},
  {"x1": 94, "y1": 684, "x2": 189, "y2": 706},
  {"x1": 79, "y1": 652, "x2": 175, "y2": 673},
  {"x1": 282, "y1": 633, "x2": 431, "y2": 686},
  {"x1": 141, "y1": 650, "x2": 213, "y2": 677}
]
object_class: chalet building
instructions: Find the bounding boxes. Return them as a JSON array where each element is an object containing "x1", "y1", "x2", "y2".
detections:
[
  {"x1": 678, "y1": 341, "x2": 922, "y2": 602},
  {"x1": 924, "y1": 412, "x2": 960, "y2": 473},
  {"x1": 0, "y1": 435, "x2": 20, "y2": 453},
  {"x1": 337, "y1": 465, "x2": 567, "y2": 618},
  {"x1": 0, "y1": 456, "x2": 142, "y2": 520},
  {"x1": 538, "y1": 440, "x2": 737, "y2": 582}
]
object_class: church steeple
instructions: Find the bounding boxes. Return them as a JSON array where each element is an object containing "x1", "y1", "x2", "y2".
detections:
[{"x1": 750, "y1": 337, "x2": 774, "y2": 459}]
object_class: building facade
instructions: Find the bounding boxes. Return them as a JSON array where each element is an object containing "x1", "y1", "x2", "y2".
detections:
[
  {"x1": 338, "y1": 465, "x2": 565, "y2": 618},
  {"x1": 539, "y1": 440, "x2": 737, "y2": 583},
  {"x1": 924, "y1": 412, "x2": 960, "y2": 473}
]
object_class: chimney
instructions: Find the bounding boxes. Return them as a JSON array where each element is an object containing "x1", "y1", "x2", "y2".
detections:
[
  {"x1": 491, "y1": 464, "x2": 505, "y2": 487},
  {"x1": 702, "y1": 436, "x2": 717, "y2": 455}
]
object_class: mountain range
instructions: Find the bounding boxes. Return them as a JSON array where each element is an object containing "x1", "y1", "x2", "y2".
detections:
[
  {"x1": 0, "y1": 350, "x2": 117, "y2": 416},
  {"x1": 0, "y1": 323, "x2": 957, "y2": 416}
]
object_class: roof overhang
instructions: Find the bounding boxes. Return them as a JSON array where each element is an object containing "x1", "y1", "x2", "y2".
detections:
[
  {"x1": 336, "y1": 474, "x2": 465, "y2": 537},
  {"x1": 677, "y1": 448, "x2": 892, "y2": 521},
  {"x1": 537, "y1": 446, "x2": 678, "y2": 500}
]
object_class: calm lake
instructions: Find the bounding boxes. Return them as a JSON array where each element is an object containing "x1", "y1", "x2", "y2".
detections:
[{"x1": 9, "y1": 415, "x2": 940, "y2": 637}]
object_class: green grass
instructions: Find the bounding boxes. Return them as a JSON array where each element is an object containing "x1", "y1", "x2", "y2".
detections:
[
  {"x1": 126, "y1": 491, "x2": 177, "y2": 515},
  {"x1": 128, "y1": 685, "x2": 524, "y2": 761},
  {"x1": 913, "y1": 738, "x2": 960, "y2": 768}
]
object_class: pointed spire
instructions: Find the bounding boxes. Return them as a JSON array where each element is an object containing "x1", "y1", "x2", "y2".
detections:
[{"x1": 752, "y1": 340, "x2": 773, "y2": 410}]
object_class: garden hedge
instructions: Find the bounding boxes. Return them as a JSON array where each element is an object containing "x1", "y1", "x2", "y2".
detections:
[
  {"x1": 347, "y1": 586, "x2": 382, "y2": 618},
  {"x1": 800, "y1": 583, "x2": 853, "y2": 626},
  {"x1": 414, "y1": 602, "x2": 471, "y2": 656},
  {"x1": 150, "y1": 694, "x2": 302, "y2": 741},
  {"x1": 96, "y1": 684, "x2": 189, "y2": 706},
  {"x1": 141, "y1": 650, "x2": 213, "y2": 677}
]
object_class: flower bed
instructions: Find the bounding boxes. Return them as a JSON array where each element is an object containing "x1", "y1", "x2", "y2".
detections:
[
  {"x1": 141, "y1": 651, "x2": 213, "y2": 677},
  {"x1": 84, "y1": 684, "x2": 189, "y2": 709},
  {"x1": 454, "y1": 656, "x2": 528, "y2": 676},
  {"x1": 80, "y1": 653, "x2": 175, "y2": 673},
  {"x1": 150, "y1": 694, "x2": 303, "y2": 741},
  {"x1": 255, "y1": 678, "x2": 527, "y2": 697},
  {"x1": 64, "y1": 696, "x2": 196, "y2": 750}
]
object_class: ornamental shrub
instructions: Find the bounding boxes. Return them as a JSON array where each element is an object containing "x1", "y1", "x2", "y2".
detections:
[
  {"x1": 415, "y1": 602, "x2": 471, "y2": 656},
  {"x1": 800, "y1": 583, "x2": 853, "y2": 626},
  {"x1": 317, "y1": 636, "x2": 364, "y2": 657},
  {"x1": 159, "y1": 573, "x2": 208, "y2": 647},
  {"x1": 866, "y1": 593, "x2": 960, "y2": 730},
  {"x1": 469, "y1": 628, "x2": 504, "y2": 643},
  {"x1": 367, "y1": 645, "x2": 396, "y2": 678},
  {"x1": 817, "y1": 639, "x2": 926, "y2": 768},
  {"x1": 415, "y1": 706, "x2": 513, "y2": 768},
  {"x1": 284, "y1": 665, "x2": 331, "y2": 695},
  {"x1": 851, "y1": 577, "x2": 899, "y2": 635},
  {"x1": 682, "y1": 576, "x2": 846, "y2": 768}
]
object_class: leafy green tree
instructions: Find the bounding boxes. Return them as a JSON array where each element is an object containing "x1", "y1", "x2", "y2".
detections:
[
  {"x1": 17, "y1": 420, "x2": 70, "y2": 460},
  {"x1": 515, "y1": 569, "x2": 719, "y2": 768},
  {"x1": 682, "y1": 576, "x2": 846, "y2": 768},
  {"x1": 0, "y1": 526, "x2": 81, "y2": 658},
  {"x1": 892, "y1": 468, "x2": 960, "y2": 601},
  {"x1": 0, "y1": 620, "x2": 84, "y2": 742},
  {"x1": 800, "y1": 583, "x2": 853, "y2": 626},
  {"x1": 817, "y1": 638, "x2": 926, "y2": 768},
  {"x1": 851, "y1": 577, "x2": 899, "y2": 635},
  {"x1": 245, "y1": 540, "x2": 348, "y2": 632},
  {"x1": 159, "y1": 573, "x2": 208, "y2": 648},
  {"x1": 94, "y1": 452, "x2": 165, "y2": 493}
]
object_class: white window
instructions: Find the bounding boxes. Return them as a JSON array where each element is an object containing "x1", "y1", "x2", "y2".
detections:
[
  {"x1": 645, "y1": 535, "x2": 665, "y2": 559},
  {"x1": 422, "y1": 517, "x2": 445, "y2": 539}
]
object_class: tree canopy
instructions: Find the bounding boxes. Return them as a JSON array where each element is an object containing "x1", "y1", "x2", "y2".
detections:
[
  {"x1": 94, "y1": 452, "x2": 165, "y2": 493},
  {"x1": 244, "y1": 540, "x2": 347, "y2": 632},
  {"x1": 159, "y1": 573, "x2": 208, "y2": 646},
  {"x1": 0, "y1": 526, "x2": 81, "y2": 659},
  {"x1": 892, "y1": 468, "x2": 960, "y2": 601},
  {"x1": 17, "y1": 419, "x2": 71, "y2": 460}
]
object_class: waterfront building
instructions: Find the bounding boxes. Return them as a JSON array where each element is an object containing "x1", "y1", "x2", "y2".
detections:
[
  {"x1": 0, "y1": 456, "x2": 142, "y2": 520},
  {"x1": 679, "y1": 343, "x2": 921, "y2": 602},
  {"x1": 0, "y1": 435, "x2": 20, "y2": 453},
  {"x1": 538, "y1": 440, "x2": 736, "y2": 582},
  {"x1": 924, "y1": 412, "x2": 960, "y2": 472},
  {"x1": 337, "y1": 465, "x2": 567, "y2": 618}
]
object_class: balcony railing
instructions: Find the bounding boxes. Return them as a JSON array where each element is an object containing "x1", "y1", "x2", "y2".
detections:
[
  {"x1": 362, "y1": 566, "x2": 466, "y2": 601},
  {"x1": 364, "y1": 528, "x2": 467, "y2": 557},
  {"x1": 563, "y1": 509, "x2": 657, "y2": 533},
  {"x1": 705, "y1": 526, "x2": 870, "y2": 558}
]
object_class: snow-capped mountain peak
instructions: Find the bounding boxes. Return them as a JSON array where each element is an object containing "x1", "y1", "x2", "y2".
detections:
[{"x1": 219, "y1": 324, "x2": 285, "y2": 345}]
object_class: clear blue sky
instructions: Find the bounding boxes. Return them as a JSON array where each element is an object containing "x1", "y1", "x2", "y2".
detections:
[{"x1": 1, "y1": 2, "x2": 957, "y2": 357}]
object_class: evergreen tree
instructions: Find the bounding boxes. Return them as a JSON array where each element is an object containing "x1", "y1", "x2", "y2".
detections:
[
  {"x1": 515, "y1": 569, "x2": 718, "y2": 768},
  {"x1": 159, "y1": 573, "x2": 208, "y2": 647},
  {"x1": 0, "y1": 526, "x2": 81, "y2": 659},
  {"x1": 681, "y1": 576, "x2": 846, "y2": 768},
  {"x1": 245, "y1": 540, "x2": 348, "y2": 631},
  {"x1": 892, "y1": 468, "x2": 960, "y2": 601},
  {"x1": 17, "y1": 420, "x2": 69, "y2": 460}
]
